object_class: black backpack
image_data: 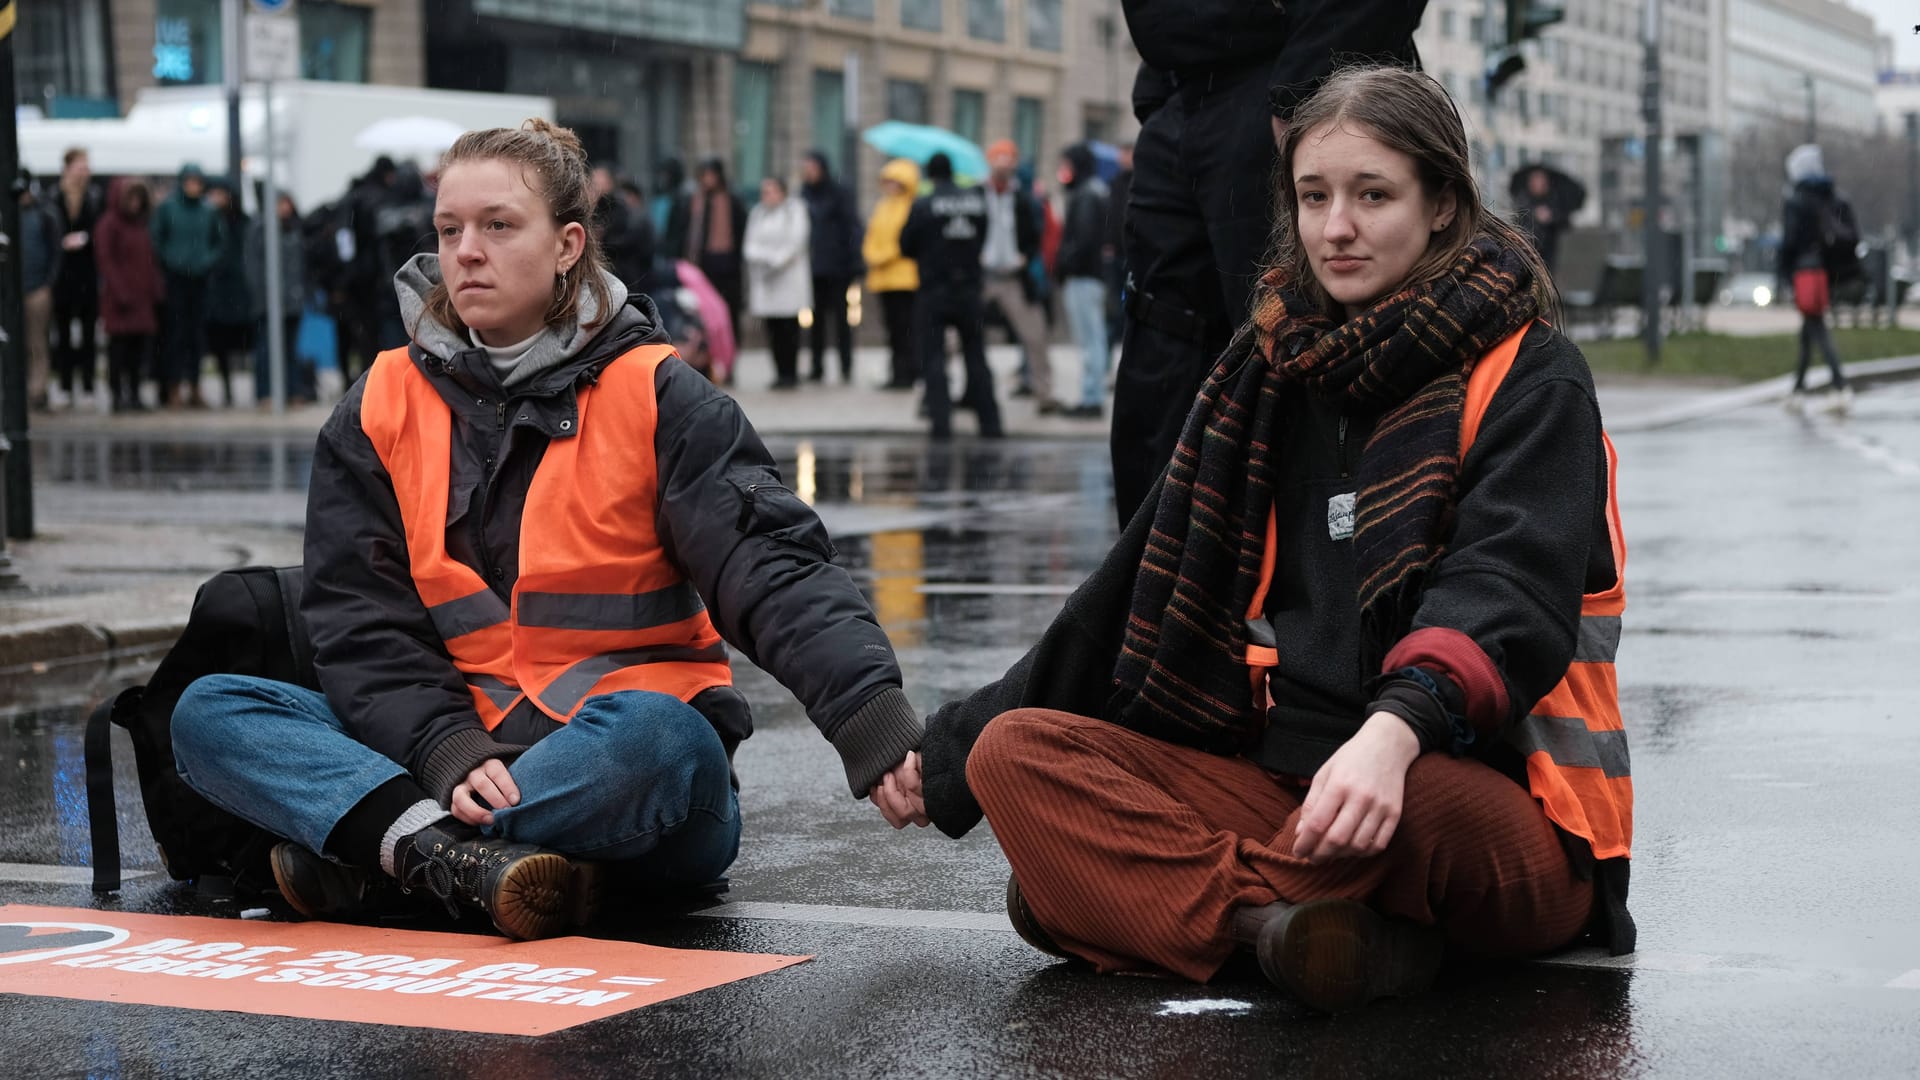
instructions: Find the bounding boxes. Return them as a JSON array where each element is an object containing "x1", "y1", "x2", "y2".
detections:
[
  {"x1": 86, "y1": 566, "x2": 316, "y2": 896},
  {"x1": 1818, "y1": 195, "x2": 1863, "y2": 282}
]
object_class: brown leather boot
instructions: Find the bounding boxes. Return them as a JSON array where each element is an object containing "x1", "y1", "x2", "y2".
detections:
[{"x1": 1233, "y1": 899, "x2": 1445, "y2": 1013}]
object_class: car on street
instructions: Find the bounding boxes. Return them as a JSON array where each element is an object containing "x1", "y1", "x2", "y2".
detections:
[{"x1": 1718, "y1": 271, "x2": 1779, "y2": 308}]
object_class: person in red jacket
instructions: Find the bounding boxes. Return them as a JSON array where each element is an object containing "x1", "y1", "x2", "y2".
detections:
[{"x1": 94, "y1": 179, "x2": 165, "y2": 412}]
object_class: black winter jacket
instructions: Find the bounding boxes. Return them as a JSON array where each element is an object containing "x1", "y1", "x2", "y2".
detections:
[
  {"x1": 1057, "y1": 154, "x2": 1110, "y2": 281},
  {"x1": 1122, "y1": 0, "x2": 1428, "y2": 120},
  {"x1": 302, "y1": 295, "x2": 921, "y2": 806},
  {"x1": 900, "y1": 180, "x2": 989, "y2": 291},
  {"x1": 802, "y1": 172, "x2": 864, "y2": 280}
]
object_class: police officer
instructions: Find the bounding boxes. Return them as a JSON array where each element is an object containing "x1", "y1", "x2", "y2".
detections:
[
  {"x1": 901, "y1": 153, "x2": 1003, "y2": 440},
  {"x1": 1109, "y1": 0, "x2": 1429, "y2": 524}
]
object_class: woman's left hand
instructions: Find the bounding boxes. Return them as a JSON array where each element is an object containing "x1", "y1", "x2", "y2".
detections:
[{"x1": 1292, "y1": 712, "x2": 1422, "y2": 863}]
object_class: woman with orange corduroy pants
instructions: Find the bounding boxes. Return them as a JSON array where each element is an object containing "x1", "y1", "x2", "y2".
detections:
[{"x1": 887, "y1": 67, "x2": 1637, "y2": 1013}]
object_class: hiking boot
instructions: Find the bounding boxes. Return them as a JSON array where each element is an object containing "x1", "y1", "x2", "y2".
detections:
[
  {"x1": 271, "y1": 842, "x2": 374, "y2": 920},
  {"x1": 1006, "y1": 874, "x2": 1074, "y2": 960},
  {"x1": 396, "y1": 822, "x2": 576, "y2": 941},
  {"x1": 1242, "y1": 899, "x2": 1444, "y2": 1013}
]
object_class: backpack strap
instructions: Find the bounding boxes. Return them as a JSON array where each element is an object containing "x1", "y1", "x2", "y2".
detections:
[{"x1": 85, "y1": 690, "x2": 132, "y2": 893}]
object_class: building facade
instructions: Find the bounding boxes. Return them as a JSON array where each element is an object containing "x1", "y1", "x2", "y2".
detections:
[{"x1": 1725, "y1": 0, "x2": 1877, "y2": 137}]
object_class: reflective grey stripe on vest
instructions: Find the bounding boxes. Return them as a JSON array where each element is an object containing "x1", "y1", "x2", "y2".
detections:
[
  {"x1": 466, "y1": 673, "x2": 521, "y2": 713},
  {"x1": 516, "y1": 583, "x2": 706, "y2": 632},
  {"x1": 1511, "y1": 715, "x2": 1631, "y2": 778},
  {"x1": 428, "y1": 588, "x2": 510, "y2": 642},
  {"x1": 534, "y1": 643, "x2": 731, "y2": 717},
  {"x1": 1573, "y1": 615, "x2": 1622, "y2": 664}
]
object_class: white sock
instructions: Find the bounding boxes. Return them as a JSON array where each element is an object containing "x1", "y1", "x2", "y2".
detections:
[{"x1": 379, "y1": 801, "x2": 451, "y2": 877}]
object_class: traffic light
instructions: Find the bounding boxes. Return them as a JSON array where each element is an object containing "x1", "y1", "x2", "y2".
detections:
[{"x1": 1484, "y1": 1, "x2": 1565, "y2": 101}]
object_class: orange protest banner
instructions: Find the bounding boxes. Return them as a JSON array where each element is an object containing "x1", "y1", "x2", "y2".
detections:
[{"x1": 0, "y1": 905, "x2": 809, "y2": 1036}]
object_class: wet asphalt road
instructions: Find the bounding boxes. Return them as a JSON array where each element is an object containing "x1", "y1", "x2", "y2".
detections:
[{"x1": 5, "y1": 385, "x2": 1920, "y2": 1078}]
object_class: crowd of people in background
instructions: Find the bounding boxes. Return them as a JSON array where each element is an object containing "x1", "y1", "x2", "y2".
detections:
[{"x1": 13, "y1": 134, "x2": 1134, "y2": 434}]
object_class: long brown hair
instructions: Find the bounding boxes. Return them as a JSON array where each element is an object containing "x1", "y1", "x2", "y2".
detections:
[
  {"x1": 1267, "y1": 65, "x2": 1558, "y2": 322},
  {"x1": 419, "y1": 118, "x2": 614, "y2": 339}
]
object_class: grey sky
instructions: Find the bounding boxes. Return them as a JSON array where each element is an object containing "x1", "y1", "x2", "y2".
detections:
[{"x1": 1846, "y1": 0, "x2": 1920, "y2": 69}]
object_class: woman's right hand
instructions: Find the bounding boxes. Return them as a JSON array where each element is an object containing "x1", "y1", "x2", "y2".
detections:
[
  {"x1": 451, "y1": 758, "x2": 520, "y2": 827},
  {"x1": 1291, "y1": 713, "x2": 1420, "y2": 863}
]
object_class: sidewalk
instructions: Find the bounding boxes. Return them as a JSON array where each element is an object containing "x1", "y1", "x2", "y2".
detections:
[{"x1": 7, "y1": 344, "x2": 1916, "y2": 696}]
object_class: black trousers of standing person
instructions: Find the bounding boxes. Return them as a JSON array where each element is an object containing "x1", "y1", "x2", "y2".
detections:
[
  {"x1": 916, "y1": 286, "x2": 1002, "y2": 440},
  {"x1": 809, "y1": 274, "x2": 854, "y2": 382},
  {"x1": 766, "y1": 316, "x2": 802, "y2": 388},
  {"x1": 52, "y1": 290, "x2": 99, "y2": 397},
  {"x1": 1110, "y1": 62, "x2": 1280, "y2": 526},
  {"x1": 161, "y1": 271, "x2": 212, "y2": 401},
  {"x1": 108, "y1": 334, "x2": 153, "y2": 412},
  {"x1": 880, "y1": 290, "x2": 919, "y2": 389},
  {"x1": 701, "y1": 254, "x2": 745, "y2": 344}
]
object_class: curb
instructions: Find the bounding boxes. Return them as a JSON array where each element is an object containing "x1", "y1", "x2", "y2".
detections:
[{"x1": 1608, "y1": 355, "x2": 1920, "y2": 433}]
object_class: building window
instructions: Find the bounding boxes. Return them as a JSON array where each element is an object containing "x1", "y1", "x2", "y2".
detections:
[
  {"x1": 154, "y1": 0, "x2": 224, "y2": 86},
  {"x1": 827, "y1": 0, "x2": 875, "y2": 19},
  {"x1": 15, "y1": 0, "x2": 114, "y2": 114},
  {"x1": 886, "y1": 79, "x2": 929, "y2": 124},
  {"x1": 1083, "y1": 104, "x2": 1118, "y2": 143},
  {"x1": 901, "y1": 0, "x2": 942, "y2": 32},
  {"x1": 734, "y1": 61, "x2": 776, "y2": 191},
  {"x1": 300, "y1": 1, "x2": 372, "y2": 83},
  {"x1": 1013, "y1": 95, "x2": 1045, "y2": 165},
  {"x1": 813, "y1": 71, "x2": 848, "y2": 177},
  {"x1": 952, "y1": 89, "x2": 985, "y2": 145},
  {"x1": 1026, "y1": 0, "x2": 1062, "y2": 50},
  {"x1": 966, "y1": 0, "x2": 1005, "y2": 41},
  {"x1": 1440, "y1": 10, "x2": 1455, "y2": 38}
]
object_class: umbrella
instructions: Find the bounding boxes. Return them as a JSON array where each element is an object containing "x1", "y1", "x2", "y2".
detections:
[
  {"x1": 860, "y1": 122, "x2": 988, "y2": 182},
  {"x1": 353, "y1": 116, "x2": 467, "y2": 160},
  {"x1": 1508, "y1": 164, "x2": 1586, "y2": 217}
]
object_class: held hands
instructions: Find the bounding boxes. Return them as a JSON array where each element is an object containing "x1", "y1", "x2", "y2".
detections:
[
  {"x1": 1291, "y1": 712, "x2": 1421, "y2": 864},
  {"x1": 869, "y1": 750, "x2": 930, "y2": 830},
  {"x1": 451, "y1": 758, "x2": 519, "y2": 826}
]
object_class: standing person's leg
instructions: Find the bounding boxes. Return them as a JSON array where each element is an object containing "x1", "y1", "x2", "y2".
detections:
[
  {"x1": 286, "y1": 314, "x2": 313, "y2": 401},
  {"x1": 883, "y1": 290, "x2": 918, "y2": 388},
  {"x1": 23, "y1": 286, "x2": 51, "y2": 408},
  {"x1": 1794, "y1": 318, "x2": 1815, "y2": 392},
  {"x1": 487, "y1": 690, "x2": 740, "y2": 884},
  {"x1": 51, "y1": 292, "x2": 78, "y2": 399},
  {"x1": 807, "y1": 275, "x2": 830, "y2": 380},
  {"x1": 1065, "y1": 277, "x2": 1110, "y2": 411},
  {"x1": 77, "y1": 294, "x2": 99, "y2": 397},
  {"x1": 768, "y1": 316, "x2": 800, "y2": 386},
  {"x1": 966, "y1": 711, "x2": 1592, "y2": 982},
  {"x1": 987, "y1": 275, "x2": 1054, "y2": 408},
  {"x1": 1813, "y1": 313, "x2": 1846, "y2": 387},
  {"x1": 828, "y1": 275, "x2": 855, "y2": 381},
  {"x1": 108, "y1": 335, "x2": 135, "y2": 411},
  {"x1": 955, "y1": 292, "x2": 1003, "y2": 437},
  {"x1": 917, "y1": 294, "x2": 955, "y2": 437}
]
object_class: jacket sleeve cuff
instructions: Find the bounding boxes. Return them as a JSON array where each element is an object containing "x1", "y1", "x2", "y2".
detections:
[
  {"x1": 1383, "y1": 627, "x2": 1511, "y2": 734},
  {"x1": 830, "y1": 687, "x2": 925, "y2": 797},
  {"x1": 418, "y1": 726, "x2": 529, "y2": 807}
]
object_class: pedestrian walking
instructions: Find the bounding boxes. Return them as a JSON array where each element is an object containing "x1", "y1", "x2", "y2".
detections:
[
  {"x1": 1778, "y1": 143, "x2": 1858, "y2": 415},
  {"x1": 151, "y1": 164, "x2": 226, "y2": 409},
  {"x1": 900, "y1": 153, "x2": 1001, "y2": 439},
  {"x1": 863, "y1": 158, "x2": 922, "y2": 390},
  {"x1": 909, "y1": 67, "x2": 1633, "y2": 1014},
  {"x1": 95, "y1": 179, "x2": 165, "y2": 412},
  {"x1": 1056, "y1": 144, "x2": 1112, "y2": 419},
  {"x1": 248, "y1": 192, "x2": 313, "y2": 405},
  {"x1": 686, "y1": 159, "x2": 748, "y2": 356},
  {"x1": 170, "y1": 119, "x2": 922, "y2": 942},
  {"x1": 799, "y1": 151, "x2": 862, "y2": 384},
  {"x1": 979, "y1": 140, "x2": 1055, "y2": 412},
  {"x1": 49, "y1": 148, "x2": 104, "y2": 408},
  {"x1": 1107, "y1": 1, "x2": 1428, "y2": 526},
  {"x1": 743, "y1": 176, "x2": 813, "y2": 389},
  {"x1": 14, "y1": 170, "x2": 58, "y2": 410},
  {"x1": 204, "y1": 179, "x2": 255, "y2": 407}
]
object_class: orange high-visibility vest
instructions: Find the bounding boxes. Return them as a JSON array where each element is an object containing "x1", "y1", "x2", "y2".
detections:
[
  {"x1": 1243, "y1": 322, "x2": 1633, "y2": 860},
  {"x1": 359, "y1": 343, "x2": 733, "y2": 730}
]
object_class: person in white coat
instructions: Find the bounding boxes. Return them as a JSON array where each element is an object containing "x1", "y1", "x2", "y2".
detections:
[{"x1": 744, "y1": 177, "x2": 814, "y2": 389}]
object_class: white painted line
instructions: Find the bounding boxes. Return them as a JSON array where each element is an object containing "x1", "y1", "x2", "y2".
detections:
[
  {"x1": 0, "y1": 863, "x2": 153, "y2": 886},
  {"x1": 1806, "y1": 421, "x2": 1920, "y2": 480},
  {"x1": 1157, "y1": 998, "x2": 1254, "y2": 1016},
  {"x1": 1887, "y1": 970, "x2": 1920, "y2": 990},
  {"x1": 915, "y1": 584, "x2": 1079, "y2": 596},
  {"x1": 688, "y1": 901, "x2": 1014, "y2": 934}
]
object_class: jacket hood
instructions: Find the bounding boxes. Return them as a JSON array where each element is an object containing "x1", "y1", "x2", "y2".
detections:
[
  {"x1": 105, "y1": 177, "x2": 152, "y2": 222},
  {"x1": 1062, "y1": 143, "x2": 1096, "y2": 188},
  {"x1": 803, "y1": 151, "x2": 835, "y2": 188},
  {"x1": 395, "y1": 253, "x2": 650, "y2": 390},
  {"x1": 880, "y1": 158, "x2": 922, "y2": 192}
]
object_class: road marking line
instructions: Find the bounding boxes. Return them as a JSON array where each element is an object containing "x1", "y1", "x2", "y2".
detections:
[
  {"x1": 1807, "y1": 421, "x2": 1920, "y2": 479},
  {"x1": 1888, "y1": 970, "x2": 1920, "y2": 990},
  {"x1": 1158, "y1": 998, "x2": 1254, "y2": 1016},
  {"x1": 0, "y1": 864, "x2": 152, "y2": 886}
]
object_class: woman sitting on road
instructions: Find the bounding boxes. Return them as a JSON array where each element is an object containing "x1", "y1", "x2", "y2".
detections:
[
  {"x1": 172, "y1": 120, "x2": 923, "y2": 941},
  {"x1": 896, "y1": 66, "x2": 1635, "y2": 1012}
]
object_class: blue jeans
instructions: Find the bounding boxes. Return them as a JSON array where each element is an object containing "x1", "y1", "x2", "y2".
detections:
[
  {"x1": 1063, "y1": 276, "x2": 1110, "y2": 408},
  {"x1": 172, "y1": 676, "x2": 741, "y2": 883}
]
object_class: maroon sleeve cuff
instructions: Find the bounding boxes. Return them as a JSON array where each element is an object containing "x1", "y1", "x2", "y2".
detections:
[{"x1": 1382, "y1": 627, "x2": 1510, "y2": 734}]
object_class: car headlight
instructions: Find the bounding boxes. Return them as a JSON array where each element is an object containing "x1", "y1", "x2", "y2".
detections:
[{"x1": 1753, "y1": 285, "x2": 1772, "y2": 307}]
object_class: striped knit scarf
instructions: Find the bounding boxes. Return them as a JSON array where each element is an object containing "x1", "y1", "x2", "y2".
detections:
[{"x1": 1111, "y1": 238, "x2": 1541, "y2": 753}]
